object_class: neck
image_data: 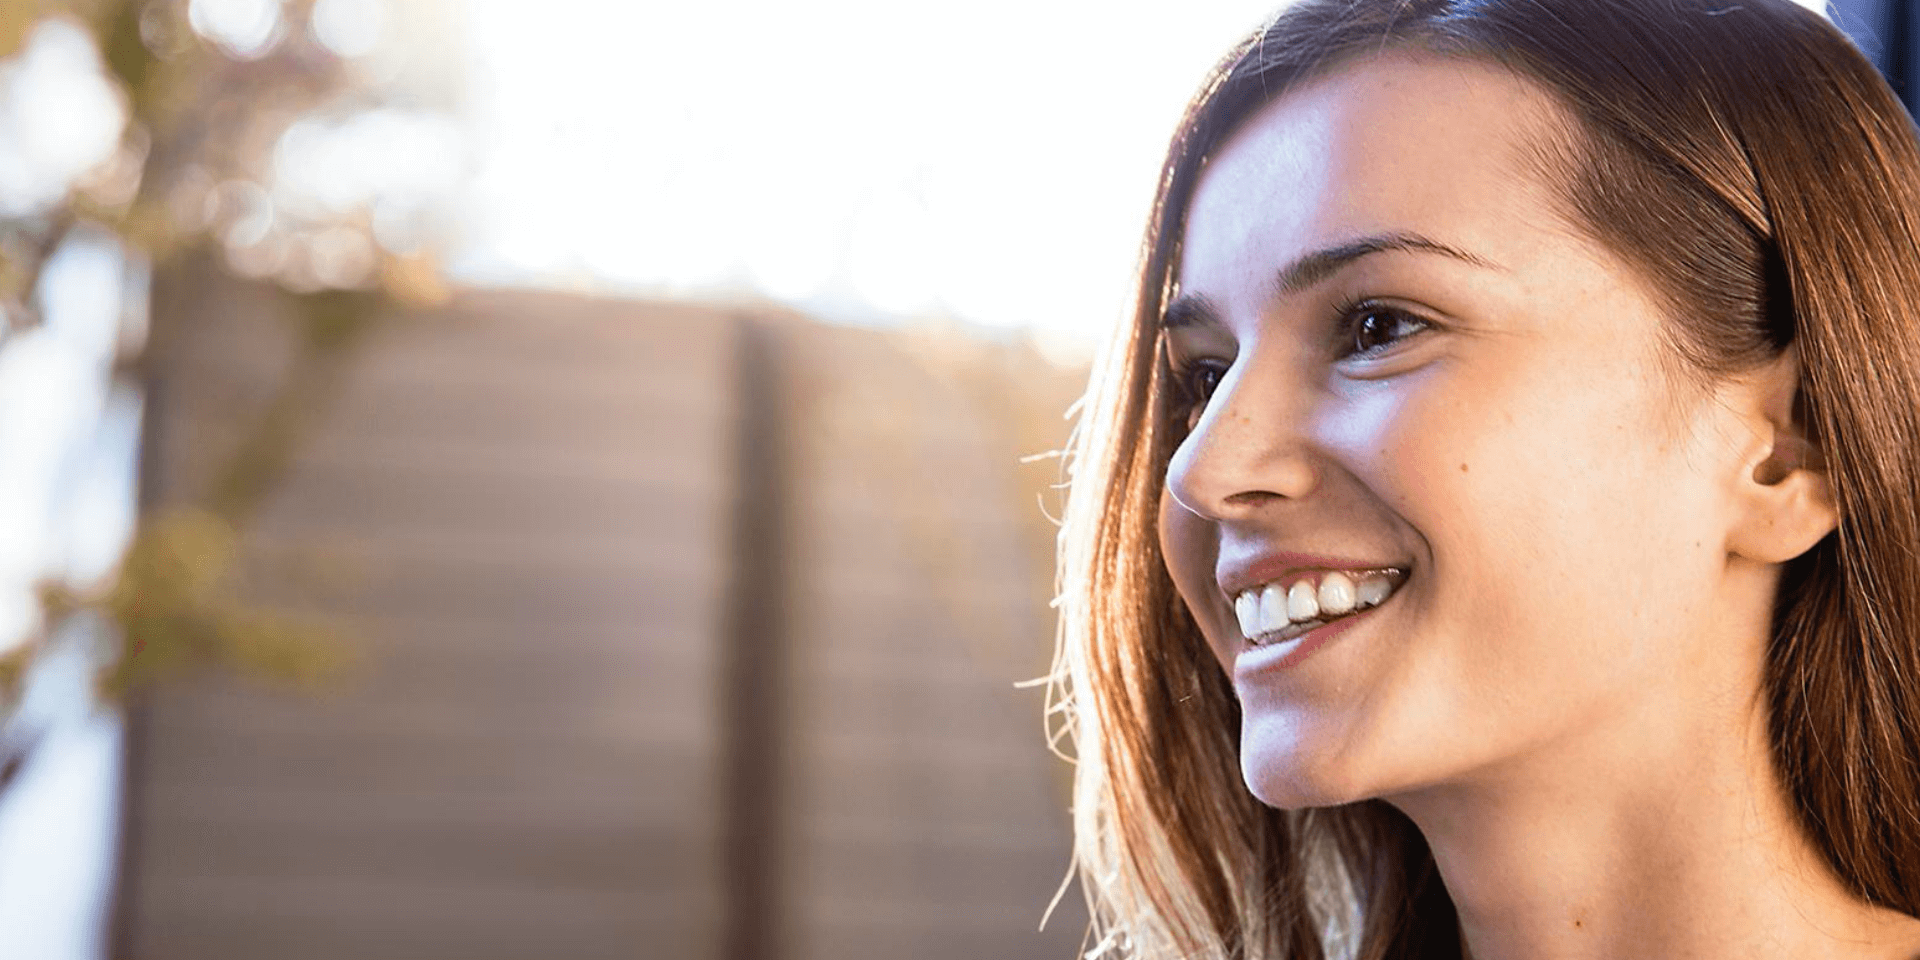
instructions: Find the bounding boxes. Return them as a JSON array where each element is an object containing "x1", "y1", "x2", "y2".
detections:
[{"x1": 1387, "y1": 672, "x2": 1920, "y2": 960}]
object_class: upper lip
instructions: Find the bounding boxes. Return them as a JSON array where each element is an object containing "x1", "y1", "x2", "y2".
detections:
[{"x1": 1216, "y1": 549, "x2": 1411, "y2": 601}]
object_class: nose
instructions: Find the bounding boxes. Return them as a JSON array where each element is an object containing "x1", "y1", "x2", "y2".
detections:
[{"x1": 1164, "y1": 358, "x2": 1321, "y2": 522}]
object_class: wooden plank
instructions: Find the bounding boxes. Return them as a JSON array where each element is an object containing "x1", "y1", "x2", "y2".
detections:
[
  {"x1": 129, "y1": 875, "x2": 705, "y2": 960},
  {"x1": 126, "y1": 283, "x2": 737, "y2": 960},
  {"x1": 771, "y1": 319, "x2": 1088, "y2": 960}
]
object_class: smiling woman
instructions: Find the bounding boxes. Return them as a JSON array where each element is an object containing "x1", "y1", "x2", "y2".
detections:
[{"x1": 1051, "y1": 2, "x2": 1920, "y2": 959}]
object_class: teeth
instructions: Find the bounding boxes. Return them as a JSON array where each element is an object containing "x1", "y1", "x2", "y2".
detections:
[
  {"x1": 1234, "y1": 591, "x2": 1259, "y2": 639},
  {"x1": 1257, "y1": 583, "x2": 1288, "y2": 636},
  {"x1": 1232, "y1": 567, "x2": 1405, "y2": 641},
  {"x1": 1287, "y1": 580, "x2": 1319, "y2": 621},
  {"x1": 1318, "y1": 571, "x2": 1357, "y2": 616},
  {"x1": 1356, "y1": 574, "x2": 1391, "y2": 607}
]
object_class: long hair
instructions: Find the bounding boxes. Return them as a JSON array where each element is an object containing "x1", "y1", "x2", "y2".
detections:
[{"x1": 1050, "y1": 1, "x2": 1920, "y2": 957}]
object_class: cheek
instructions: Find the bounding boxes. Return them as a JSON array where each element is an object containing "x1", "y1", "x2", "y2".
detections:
[
  {"x1": 1157, "y1": 489, "x2": 1227, "y2": 663},
  {"x1": 1335, "y1": 359, "x2": 1654, "y2": 551},
  {"x1": 1319, "y1": 374, "x2": 1513, "y2": 539},
  {"x1": 1353, "y1": 361, "x2": 1708, "y2": 672}
]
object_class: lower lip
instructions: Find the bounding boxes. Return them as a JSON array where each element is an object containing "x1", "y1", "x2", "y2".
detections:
[{"x1": 1235, "y1": 592, "x2": 1396, "y2": 674}]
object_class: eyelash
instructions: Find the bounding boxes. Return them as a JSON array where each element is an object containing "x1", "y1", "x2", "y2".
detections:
[
  {"x1": 1167, "y1": 298, "x2": 1435, "y2": 419},
  {"x1": 1330, "y1": 297, "x2": 1433, "y2": 362}
]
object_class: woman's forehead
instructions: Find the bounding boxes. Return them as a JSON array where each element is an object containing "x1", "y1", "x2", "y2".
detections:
[{"x1": 1176, "y1": 52, "x2": 1590, "y2": 311}]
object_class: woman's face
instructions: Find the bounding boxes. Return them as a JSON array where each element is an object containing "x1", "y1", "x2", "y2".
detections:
[{"x1": 1159, "y1": 54, "x2": 1766, "y2": 809}]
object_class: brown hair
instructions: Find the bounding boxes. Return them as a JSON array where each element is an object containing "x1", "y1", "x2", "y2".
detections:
[{"x1": 1050, "y1": 1, "x2": 1920, "y2": 957}]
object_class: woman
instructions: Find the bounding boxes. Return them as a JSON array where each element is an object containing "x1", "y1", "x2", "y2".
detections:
[{"x1": 1051, "y1": 1, "x2": 1920, "y2": 957}]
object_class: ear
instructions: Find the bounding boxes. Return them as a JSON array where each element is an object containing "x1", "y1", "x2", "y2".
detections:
[{"x1": 1725, "y1": 344, "x2": 1838, "y2": 565}]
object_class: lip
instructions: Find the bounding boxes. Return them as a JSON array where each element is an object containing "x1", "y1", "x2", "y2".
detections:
[
  {"x1": 1216, "y1": 549, "x2": 1412, "y2": 601},
  {"x1": 1234, "y1": 580, "x2": 1400, "y2": 674}
]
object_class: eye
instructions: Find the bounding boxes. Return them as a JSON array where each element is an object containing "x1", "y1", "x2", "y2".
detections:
[
  {"x1": 1184, "y1": 361, "x2": 1227, "y2": 405},
  {"x1": 1337, "y1": 300, "x2": 1432, "y2": 361},
  {"x1": 1168, "y1": 355, "x2": 1229, "y2": 425}
]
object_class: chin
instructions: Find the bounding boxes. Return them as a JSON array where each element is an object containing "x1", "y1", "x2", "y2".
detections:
[{"x1": 1239, "y1": 720, "x2": 1387, "y2": 810}]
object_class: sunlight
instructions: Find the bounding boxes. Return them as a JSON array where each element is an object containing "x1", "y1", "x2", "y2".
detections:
[{"x1": 454, "y1": 0, "x2": 1289, "y2": 337}]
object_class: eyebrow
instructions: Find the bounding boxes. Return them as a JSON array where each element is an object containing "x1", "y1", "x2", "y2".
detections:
[{"x1": 1160, "y1": 231, "x2": 1500, "y2": 329}]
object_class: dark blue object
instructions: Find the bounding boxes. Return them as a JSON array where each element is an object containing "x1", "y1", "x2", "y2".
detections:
[{"x1": 1829, "y1": 0, "x2": 1917, "y2": 114}]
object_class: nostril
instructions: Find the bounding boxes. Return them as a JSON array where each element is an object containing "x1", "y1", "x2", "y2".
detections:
[{"x1": 1223, "y1": 489, "x2": 1287, "y2": 509}]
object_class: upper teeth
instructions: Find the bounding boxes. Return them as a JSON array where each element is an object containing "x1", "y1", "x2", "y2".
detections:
[{"x1": 1231, "y1": 568, "x2": 1404, "y2": 641}]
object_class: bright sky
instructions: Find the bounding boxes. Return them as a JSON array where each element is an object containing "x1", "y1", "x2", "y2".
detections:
[
  {"x1": 452, "y1": 0, "x2": 1294, "y2": 342},
  {"x1": 450, "y1": 0, "x2": 1833, "y2": 344}
]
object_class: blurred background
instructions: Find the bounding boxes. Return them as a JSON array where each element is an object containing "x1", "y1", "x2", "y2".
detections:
[{"x1": 0, "y1": 0, "x2": 1891, "y2": 958}]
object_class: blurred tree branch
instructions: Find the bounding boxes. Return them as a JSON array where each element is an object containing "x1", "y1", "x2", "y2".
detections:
[{"x1": 0, "y1": 0, "x2": 453, "y2": 700}]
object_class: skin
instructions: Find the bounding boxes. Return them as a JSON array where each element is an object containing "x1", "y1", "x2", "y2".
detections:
[{"x1": 1156, "y1": 53, "x2": 1920, "y2": 960}]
